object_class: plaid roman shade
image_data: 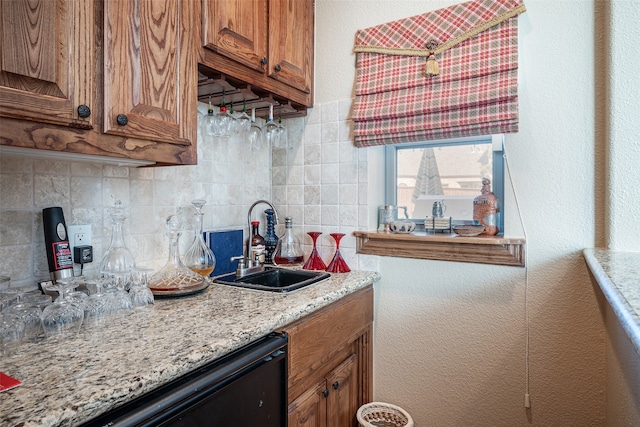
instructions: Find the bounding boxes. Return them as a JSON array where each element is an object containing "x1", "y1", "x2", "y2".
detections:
[{"x1": 352, "y1": 0, "x2": 526, "y2": 147}]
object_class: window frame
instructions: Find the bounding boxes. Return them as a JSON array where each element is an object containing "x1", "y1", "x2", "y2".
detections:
[{"x1": 384, "y1": 134, "x2": 505, "y2": 233}]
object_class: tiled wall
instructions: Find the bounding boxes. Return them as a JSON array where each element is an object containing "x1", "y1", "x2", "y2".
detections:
[
  {"x1": 0, "y1": 100, "x2": 378, "y2": 289},
  {"x1": 273, "y1": 100, "x2": 378, "y2": 272}
]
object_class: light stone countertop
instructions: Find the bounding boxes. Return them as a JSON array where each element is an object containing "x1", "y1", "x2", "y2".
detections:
[
  {"x1": 0, "y1": 270, "x2": 380, "y2": 427},
  {"x1": 583, "y1": 249, "x2": 640, "y2": 354}
]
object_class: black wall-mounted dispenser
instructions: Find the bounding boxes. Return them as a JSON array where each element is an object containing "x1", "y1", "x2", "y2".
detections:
[{"x1": 42, "y1": 207, "x2": 74, "y2": 281}]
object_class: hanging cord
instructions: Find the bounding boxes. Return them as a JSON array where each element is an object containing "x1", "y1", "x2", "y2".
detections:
[{"x1": 503, "y1": 142, "x2": 531, "y2": 408}]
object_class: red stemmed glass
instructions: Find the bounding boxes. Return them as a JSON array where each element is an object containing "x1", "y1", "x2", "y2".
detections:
[
  {"x1": 302, "y1": 232, "x2": 327, "y2": 270},
  {"x1": 326, "y1": 233, "x2": 350, "y2": 273}
]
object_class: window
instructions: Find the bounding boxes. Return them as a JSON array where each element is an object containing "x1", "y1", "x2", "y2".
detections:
[{"x1": 385, "y1": 135, "x2": 504, "y2": 232}]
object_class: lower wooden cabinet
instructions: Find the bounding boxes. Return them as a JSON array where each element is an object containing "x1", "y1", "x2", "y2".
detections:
[{"x1": 281, "y1": 285, "x2": 373, "y2": 427}]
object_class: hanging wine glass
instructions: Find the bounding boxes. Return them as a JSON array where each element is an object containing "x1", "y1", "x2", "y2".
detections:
[
  {"x1": 212, "y1": 92, "x2": 233, "y2": 138},
  {"x1": 302, "y1": 232, "x2": 327, "y2": 270},
  {"x1": 183, "y1": 199, "x2": 216, "y2": 278},
  {"x1": 236, "y1": 100, "x2": 252, "y2": 139},
  {"x1": 248, "y1": 108, "x2": 263, "y2": 151},
  {"x1": 264, "y1": 104, "x2": 280, "y2": 146},
  {"x1": 275, "y1": 115, "x2": 287, "y2": 148},
  {"x1": 202, "y1": 96, "x2": 217, "y2": 138},
  {"x1": 227, "y1": 102, "x2": 241, "y2": 135},
  {"x1": 325, "y1": 233, "x2": 351, "y2": 273}
]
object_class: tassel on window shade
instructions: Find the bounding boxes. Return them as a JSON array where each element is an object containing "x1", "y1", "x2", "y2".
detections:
[{"x1": 352, "y1": 0, "x2": 526, "y2": 147}]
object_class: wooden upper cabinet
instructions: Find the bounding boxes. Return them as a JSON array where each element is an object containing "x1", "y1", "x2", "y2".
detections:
[
  {"x1": 199, "y1": 0, "x2": 314, "y2": 107},
  {"x1": 0, "y1": 0, "x2": 95, "y2": 129},
  {"x1": 268, "y1": 0, "x2": 313, "y2": 94},
  {"x1": 202, "y1": 0, "x2": 268, "y2": 73},
  {"x1": 103, "y1": 0, "x2": 197, "y2": 147}
]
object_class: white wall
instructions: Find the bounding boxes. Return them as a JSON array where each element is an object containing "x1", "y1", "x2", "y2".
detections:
[{"x1": 314, "y1": 0, "x2": 607, "y2": 424}]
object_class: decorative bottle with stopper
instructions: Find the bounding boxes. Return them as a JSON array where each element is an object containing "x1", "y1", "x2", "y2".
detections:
[
  {"x1": 263, "y1": 209, "x2": 278, "y2": 264},
  {"x1": 473, "y1": 178, "x2": 501, "y2": 235}
]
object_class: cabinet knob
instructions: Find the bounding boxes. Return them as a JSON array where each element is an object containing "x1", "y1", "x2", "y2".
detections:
[
  {"x1": 261, "y1": 57, "x2": 268, "y2": 65},
  {"x1": 274, "y1": 64, "x2": 282, "y2": 72},
  {"x1": 116, "y1": 114, "x2": 129, "y2": 126},
  {"x1": 332, "y1": 381, "x2": 339, "y2": 390},
  {"x1": 77, "y1": 105, "x2": 91, "y2": 118},
  {"x1": 322, "y1": 389, "x2": 329, "y2": 398}
]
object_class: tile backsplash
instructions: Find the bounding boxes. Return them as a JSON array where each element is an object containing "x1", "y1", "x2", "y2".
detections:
[{"x1": 0, "y1": 100, "x2": 378, "y2": 289}]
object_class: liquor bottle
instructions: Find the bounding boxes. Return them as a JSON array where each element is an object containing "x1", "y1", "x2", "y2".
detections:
[{"x1": 250, "y1": 221, "x2": 266, "y2": 264}]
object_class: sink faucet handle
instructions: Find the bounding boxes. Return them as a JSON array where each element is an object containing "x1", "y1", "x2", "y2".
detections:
[{"x1": 230, "y1": 255, "x2": 245, "y2": 266}]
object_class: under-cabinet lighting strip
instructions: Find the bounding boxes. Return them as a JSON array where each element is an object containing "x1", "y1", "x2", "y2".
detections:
[{"x1": 0, "y1": 145, "x2": 156, "y2": 167}]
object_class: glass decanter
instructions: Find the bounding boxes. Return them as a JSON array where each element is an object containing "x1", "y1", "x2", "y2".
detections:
[
  {"x1": 100, "y1": 200, "x2": 136, "y2": 281},
  {"x1": 148, "y1": 215, "x2": 205, "y2": 292},
  {"x1": 183, "y1": 199, "x2": 216, "y2": 277},
  {"x1": 273, "y1": 217, "x2": 303, "y2": 266},
  {"x1": 326, "y1": 233, "x2": 351, "y2": 273},
  {"x1": 302, "y1": 232, "x2": 327, "y2": 270}
]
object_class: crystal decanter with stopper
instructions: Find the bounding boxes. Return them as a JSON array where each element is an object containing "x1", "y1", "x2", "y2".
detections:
[
  {"x1": 148, "y1": 215, "x2": 205, "y2": 294},
  {"x1": 183, "y1": 199, "x2": 216, "y2": 277},
  {"x1": 100, "y1": 200, "x2": 136, "y2": 283},
  {"x1": 273, "y1": 217, "x2": 303, "y2": 266}
]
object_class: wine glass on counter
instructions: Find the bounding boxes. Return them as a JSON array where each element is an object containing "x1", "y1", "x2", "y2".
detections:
[
  {"x1": 129, "y1": 268, "x2": 154, "y2": 307},
  {"x1": 302, "y1": 232, "x2": 327, "y2": 270},
  {"x1": 41, "y1": 277, "x2": 84, "y2": 337},
  {"x1": 325, "y1": 233, "x2": 351, "y2": 273}
]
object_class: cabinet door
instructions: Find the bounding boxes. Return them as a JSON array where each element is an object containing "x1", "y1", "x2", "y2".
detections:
[
  {"x1": 202, "y1": 0, "x2": 268, "y2": 73},
  {"x1": 327, "y1": 354, "x2": 359, "y2": 427},
  {"x1": 289, "y1": 380, "x2": 327, "y2": 427},
  {"x1": 268, "y1": 0, "x2": 313, "y2": 94},
  {"x1": 103, "y1": 0, "x2": 196, "y2": 147},
  {"x1": 0, "y1": 0, "x2": 95, "y2": 129}
]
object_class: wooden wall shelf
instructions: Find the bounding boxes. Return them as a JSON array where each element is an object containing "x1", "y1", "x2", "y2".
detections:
[{"x1": 353, "y1": 231, "x2": 525, "y2": 267}]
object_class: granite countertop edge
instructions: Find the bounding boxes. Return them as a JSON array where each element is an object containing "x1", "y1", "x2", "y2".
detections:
[
  {"x1": 583, "y1": 248, "x2": 640, "y2": 355},
  {"x1": 1, "y1": 270, "x2": 381, "y2": 427}
]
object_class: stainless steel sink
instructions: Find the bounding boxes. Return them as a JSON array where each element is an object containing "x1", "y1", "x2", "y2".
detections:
[{"x1": 213, "y1": 267, "x2": 330, "y2": 293}]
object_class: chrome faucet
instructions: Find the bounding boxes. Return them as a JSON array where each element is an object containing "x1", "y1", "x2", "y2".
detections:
[
  {"x1": 240, "y1": 200, "x2": 279, "y2": 274},
  {"x1": 247, "y1": 199, "x2": 280, "y2": 230}
]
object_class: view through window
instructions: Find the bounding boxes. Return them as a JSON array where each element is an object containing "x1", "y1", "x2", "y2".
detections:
[{"x1": 386, "y1": 136, "x2": 504, "y2": 225}]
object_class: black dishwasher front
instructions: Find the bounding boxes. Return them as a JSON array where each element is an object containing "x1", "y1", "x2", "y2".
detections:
[{"x1": 82, "y1": 333, "x2": 287, "y2": 427}]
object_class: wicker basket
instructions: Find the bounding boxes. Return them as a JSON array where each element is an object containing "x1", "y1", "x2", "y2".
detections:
[{"x1": 357, "y1": 402, "x2": 414, "y2": 427}]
